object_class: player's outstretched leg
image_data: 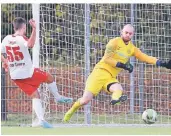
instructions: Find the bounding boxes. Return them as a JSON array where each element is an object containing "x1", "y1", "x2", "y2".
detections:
[
  {"x1": 110, "y1": 95, "x2": 127, "y2": 105},
  {"x1": 32, "y1": 91, "x2": 53, "y2": 128},
  {"x1": 56, "y1": 96, "x2": 73, "y2": 104},
  {"x1": 46, "y1": 73, "x2": 73, "y2": 104},
  {"x1": 108, "y1": 83, "x2": 127, "y2": 105},
  {"x1": 63, "y1": 100, "x2": 81, "y2": 122},
  {"x1": 40, "y1": 120, "x2": 53, "y2": 128},
  {"x1": 63, "y1": 91, "x2": 93, "y2": 122}
]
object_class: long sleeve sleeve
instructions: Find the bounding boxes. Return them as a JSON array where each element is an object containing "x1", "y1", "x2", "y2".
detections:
[
  {"x1": 1, "y1": 38, "x2": 6, "y2": 54},
  {"x1": 133, "y1": 47, "x2": 158, "y2": 65},
  {"x1": 102, "y1": 39, "x2": 118, "y2": 67}
]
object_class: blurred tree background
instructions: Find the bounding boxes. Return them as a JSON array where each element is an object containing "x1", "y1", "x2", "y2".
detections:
[{"x1": 1, "y1": 4, "x2": 171, "y2": 67}]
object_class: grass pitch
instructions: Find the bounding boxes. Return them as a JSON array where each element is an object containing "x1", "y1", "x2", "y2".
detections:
[
  {"x1": 1, "y1": 126, "x2": 171, "y2": 135},
  {"x1": 2, "y1": 113, "x2": 171, "y2": 135}
]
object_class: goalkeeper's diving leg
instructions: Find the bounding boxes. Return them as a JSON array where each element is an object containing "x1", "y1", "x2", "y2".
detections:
[
  {"x1": 108, "y1": 83, "x2": 127, "y2": 105},
  {"x1": 63, "y1": 91, "x2": 93, "y2": 122}
]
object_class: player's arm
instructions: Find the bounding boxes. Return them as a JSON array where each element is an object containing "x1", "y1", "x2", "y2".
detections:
[
  {"x1": 1, "y1": 54, "x2": 7, "y2": 62},
  {"x1": 1, "y1": 38, "x2": 8, "y2": 72},
  {"x1": 134, "y1": 47, "x2": 171, "y2": 69},
  {"x1": 27, "y1": 19, "x2": 36, "y2": 48},
  {"x1": 103, "y1": 39, "x2": 133, "y2": 73},
  {"x1": 103, "y1": 39, "x2": 118, "y2": 66},
  {"x1": 133, "y1": 47, "x2": 158, "y2": 64},
  {"x1": 1, "y1": 39, "x2": 7, "y2": 63},
  {"x1": 1, "y1": 54, "x2": 8, "y2": 72}
]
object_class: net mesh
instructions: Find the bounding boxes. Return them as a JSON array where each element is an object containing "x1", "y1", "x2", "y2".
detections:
[{"x1": 1, "y1": 3, "x2": 171, "y2": 126}]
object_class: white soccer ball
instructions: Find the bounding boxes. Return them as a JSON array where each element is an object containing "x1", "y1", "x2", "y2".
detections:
[{"x1": 142, "y1": 109, "x2": 157, "y2": 124}]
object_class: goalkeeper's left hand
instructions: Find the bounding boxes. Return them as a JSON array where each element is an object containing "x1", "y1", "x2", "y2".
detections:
[{"x1": 156, "y1": 59, "x2": 171, "y2": 69}]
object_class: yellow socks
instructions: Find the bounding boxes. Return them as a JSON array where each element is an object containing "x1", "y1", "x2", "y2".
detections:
[
  {"x1": 64, "y1": 100, "x2": 82, "y2": 122},
  {"x1": 69, "y1": 100, "x2": 82, "y2": 113},
  {"x1": 112, "y1": 90, "x2": 122, "y2": 100}
]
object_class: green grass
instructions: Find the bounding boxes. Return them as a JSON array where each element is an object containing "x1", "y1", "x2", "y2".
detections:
[
  {"x1": 1, "y1": 126, "x2": 171, "y2": 135},
  {"x1": 2, "y1": 113, "x2": 171, "y2": 135},
  {"x1": 2, "y1": 113, "x2": 171, "y2": 126}
]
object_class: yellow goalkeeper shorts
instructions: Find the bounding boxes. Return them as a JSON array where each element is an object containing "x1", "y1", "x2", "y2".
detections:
[{"x1": 85, "y1": 68, "x2": 119, "y2": 96}]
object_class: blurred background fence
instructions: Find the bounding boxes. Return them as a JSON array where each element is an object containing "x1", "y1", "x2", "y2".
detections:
[{"x1": 1, "y1": 4, "x2": 171, "y2": 126}]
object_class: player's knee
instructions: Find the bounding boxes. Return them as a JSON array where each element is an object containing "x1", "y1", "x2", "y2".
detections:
[
  {"x1": 31, "y1": 91, "x2": 40, "y2": 99},
  {"x1": 46, "y1": 73, "x2": 54, "y2": 83},
  {"x1": 109, "y1": 83, "x2": 123, "y2": 93}
]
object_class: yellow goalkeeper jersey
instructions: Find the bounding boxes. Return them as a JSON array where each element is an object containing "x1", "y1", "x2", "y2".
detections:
[{"x1": 95, "y1": 37, "x2": 158, "y2": 77}]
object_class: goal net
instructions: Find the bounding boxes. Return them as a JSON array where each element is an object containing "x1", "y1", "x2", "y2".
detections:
[
  {"x1": 39, "y1": 3, "x2": 171, "y2": 125},
  {"x1": 1, "y1": 3, "x2": 171, "y2": 126}
]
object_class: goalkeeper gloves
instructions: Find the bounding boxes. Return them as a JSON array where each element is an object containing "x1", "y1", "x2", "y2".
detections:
[
  {"x1": 116, "y1": 62, "x2": 133, "y2": 73},
  {"x1": 156, "y1": 59, "x2": 171, "y2": 69}
]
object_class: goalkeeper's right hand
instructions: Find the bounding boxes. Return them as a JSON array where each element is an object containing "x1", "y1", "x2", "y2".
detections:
[
  {"x1": 156, "y1": 59, "x2": 171, "y2": 69},
  {"x1": 116, "y1": 62, "x2": 133, "y2": 73}
]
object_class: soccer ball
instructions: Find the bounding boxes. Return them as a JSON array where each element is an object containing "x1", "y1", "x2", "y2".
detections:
[{"x1": 142, "y1": 109, "x2": 157, "y2": 124}]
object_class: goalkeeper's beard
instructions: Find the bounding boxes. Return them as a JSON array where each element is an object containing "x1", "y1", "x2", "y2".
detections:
[{"x1": 122, "y1": 37, "x2": 131, "y2": 43}]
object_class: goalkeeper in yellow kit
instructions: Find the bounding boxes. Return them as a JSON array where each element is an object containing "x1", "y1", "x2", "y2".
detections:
[{"x1": 64, "y1": 24, "x2": 171, "y2": 122}]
